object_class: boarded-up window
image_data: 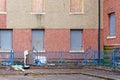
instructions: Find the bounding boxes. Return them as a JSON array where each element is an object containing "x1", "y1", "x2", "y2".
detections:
[
  {"x1": 32, "y1": 0, "x2": 45, "y2": 13},
  {"x1": 70, "y1": 30, "x2": 82, "y2": 51},
  {"x1": 0, "y1": 30, "x2": 12, "y2": 50},
  {"x1": 70, "y1": 0, "x2": 83, "y2": 13},
  {"x1": 109, "y1": 13, "x2": 115, "y2": 36},
  {"x1": 0, "y1": 0, "x2": 6, "y2": 12},
  {"x1": 32, "y1": 30, "x2": 44, "y2": 51}
]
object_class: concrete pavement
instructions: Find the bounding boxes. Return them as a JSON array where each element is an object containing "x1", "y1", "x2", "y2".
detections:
[{"x1": 0, "y1": 66, "x2": 120, "y2": 80}]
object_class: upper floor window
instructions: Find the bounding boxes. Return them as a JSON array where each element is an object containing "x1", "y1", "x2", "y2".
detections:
[
  {"x1": 31, "y1": 0, "x2": 45, "y2": 14},
  {"x1": 109, "y1": 13, "x2": 115, "y2": 36},
  {"x1": 70, "y1": 0, "x2": 84, "y2": 14},
  {"x1": 0, "y1": 0, "x2": 6, "y2": 14}
]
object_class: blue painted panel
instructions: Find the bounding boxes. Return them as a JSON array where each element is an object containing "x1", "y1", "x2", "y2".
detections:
[
  {"x1": 32, "y1": 30, "x2": 44, "y2": 50},
  {"x1": 0, "y1": 30, "x2": 12, "y2": 50},
  {"x1": 110, "y1": 13, "x2": 115, "y2": 36},
  {"x1": 70, "y1": 30, "x2": 82, "y2": 50}
]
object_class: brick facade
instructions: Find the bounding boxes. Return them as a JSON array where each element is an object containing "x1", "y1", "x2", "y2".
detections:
[
  {"x1": 103, "y1": 0, "x2": 120, "y2": 47},
  {"x1": 83, "y1": 29, "x2": 99, "y2": 50},
  {"x1": 0, "y1": 0, "x2": 106, "y2": 60},
  {"x1": 13, "y1": 29, "x2": 31, "y2": 51},
  {"x1": 44, "y1": 29, "x2": 70, "y2": 51},
  {"x1": 0, "y1": 15, "x2": 6, "y2": 28},
  {"x1": 42, "y1": 29, "x2": 100, "y2": 52},
  {"x1": 11, "y1": 29, "x2": 99, "y2": 59}
]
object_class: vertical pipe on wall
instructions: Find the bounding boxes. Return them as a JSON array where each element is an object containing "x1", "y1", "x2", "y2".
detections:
[{"x1": 98, "y1": 0, "x2": 101, "y2": 64}]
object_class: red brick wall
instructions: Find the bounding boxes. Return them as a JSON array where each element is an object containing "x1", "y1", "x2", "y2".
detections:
[
  {"x1": 44, "y1": 29, "x2": 70, "y2": 51},
  {"x1": 13, "y1": 29, "x2": 31, "y2": 51},
  {"x1": 43, "y1": 29, "x2": 101, "y2": 59},
  {"x1": 103, "y1": 0, "x2": 120, "y2": 46},
  {"x1": 0, "y1": 15, "x2": 6, "y2": 28},
  {"x1": 12, "y1": 29, "x2": 102, "y2": 59},
  {"x1": 83, "y1": 29, "x2": 102, "y2": 50},
  {"x1": 44, "y1": 29, "x2": 101, "y2": 51}
]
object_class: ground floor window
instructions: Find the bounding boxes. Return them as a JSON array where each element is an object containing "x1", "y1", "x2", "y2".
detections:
[
  {"x1": 0, "y1": 30, "x2": 12, "y2": 50},
  {"x1": 32, "y1": 29, "x2": 44, "y2": 51},
  {"x1": 70, "y1": 29, "x2": 82, "y2": 51}
]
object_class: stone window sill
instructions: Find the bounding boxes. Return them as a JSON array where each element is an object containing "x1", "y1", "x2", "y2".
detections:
[
  {"x1": 0, "y1": 12, "x2": 7, "y2": 14},
  {"x1": 107, "y1": 36, "x2": 116, "y2": 39},
  {"x1": 69, "y1": 50, "x2": 84, "y2": 53}
]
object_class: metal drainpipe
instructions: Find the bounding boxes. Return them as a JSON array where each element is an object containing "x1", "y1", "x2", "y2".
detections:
[
  {"x1": 98, "y1": 0, "x2": 101, "y2": 64},
  {"x1": 0, "y1": 30, "x2": 1, "y2": 49}
]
